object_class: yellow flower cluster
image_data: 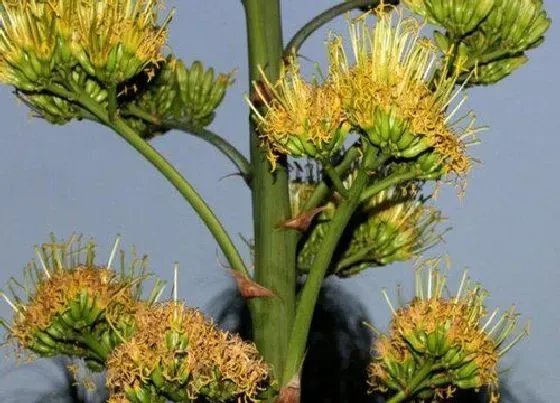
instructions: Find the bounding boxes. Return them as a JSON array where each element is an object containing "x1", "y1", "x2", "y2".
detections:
[
  {"x1": 0, "y1": 235, "x2": 160, "y2": 367},
  {"x1": 0, "y1": 0, "x2": 172, "y2": 88},
  {"x1": 107, "y1": 302, "x2": 271, "y2": 402},
  {"x1": 10, "y1": 266, "x2": 137, "y2": 349},
  {"x1": 251, "y1": 6, "x2": 478, "y2": 177},
  {"x1": 369, "y1": 264, "x2": 528, "y2": 402},
  {"x1": 250, "y1": 62, "x2": 348, "y2": 169},
  {"x1": 294, "y1": 180, "x2": 444, "y2": 276}
]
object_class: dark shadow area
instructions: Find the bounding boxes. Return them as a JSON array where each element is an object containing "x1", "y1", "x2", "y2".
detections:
[{"x1": 209, "y1": 278, "x2": 379, "y2": 403}]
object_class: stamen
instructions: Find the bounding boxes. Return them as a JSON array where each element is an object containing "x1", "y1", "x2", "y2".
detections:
[
  {"x1": 34, "y1": 246, "x2": 50, "y2": 279},
  {"x1": 381, "y1": 287, "x2": 396, "y2": 315},
  {"x1": 107, "y1": 234, "x2": 121, "y2": 270}
]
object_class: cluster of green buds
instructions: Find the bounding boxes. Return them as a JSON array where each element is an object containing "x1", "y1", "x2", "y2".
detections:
[
  {"x1": 404, "y1": 0, "x2": 551, "y2": 85},
  {"x1": 0, "y1": 235, "x2": 164, "y2": 371},
  {"x1": 124, "y1": 56, "x2": 234, "y2": 138},
  {"x1": 252, "y1": 6, "x2": 478, "y2": 181},
  {"x1": 369, "y1": 262, "x2": 528, "y2": 402},
  {"x1": 106, "y1": 302, "x2": 272, "y2": 403},
  {"x1": 17, "y1": 66, "x2": 109, "y2": 125},
  {"x1": 292, "y1": 175, "x2": 445, "y2": 277}
]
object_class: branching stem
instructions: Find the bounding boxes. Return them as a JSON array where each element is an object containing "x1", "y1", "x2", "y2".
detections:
[
  {"x1": 123, "y1": 104, "x2": 252, "y2": 184},
  {"x1": 46, "y1": 84, "x2": 249, "y2": 278}
]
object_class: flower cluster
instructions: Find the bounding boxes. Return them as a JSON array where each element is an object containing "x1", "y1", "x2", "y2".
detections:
[
  {"x1": 250, "y1": 62, "x2": 349, "y2": 169},
  {"x1": 0, "y1": 0, "x2": 172, "y2": 89},
  {"x1": 405, "y1": 0, "x2": 551, "y2": 84},
  {"x1": 0, "y1": 235, "x2": 163, "y2": 370},
  {"x1": 125, "y1": 56, "x2": 235, "y2": 137},
  {"x1": 293, "y1": 179, "x2": 444, "y2": 277},
  {"x1": 369, "y1": 263, "x2": 528, "y2": 401},
  {"x1": 106, "y1": 302, "x2": 271, "y2": 403},
  {"x1": 251, "y1": 6, "x2": 478, "y2": 178}
]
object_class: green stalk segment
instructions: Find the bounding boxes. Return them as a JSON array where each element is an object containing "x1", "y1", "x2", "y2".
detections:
[
  {"x1": 243, "y1": 0, "x2": 297, "y2": 383},
  {"x1": 46, "y1": 84, "x2": 249, "y2": 278}
]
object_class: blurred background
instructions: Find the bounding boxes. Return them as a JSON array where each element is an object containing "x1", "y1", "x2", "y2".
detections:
[{"x1": 0, "y1": 1, "x2": 558, "y2": 401}]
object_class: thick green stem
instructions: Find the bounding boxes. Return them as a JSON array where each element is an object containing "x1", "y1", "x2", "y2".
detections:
[
  {"x1": 283, "y1": 149, "x2": 376, "y2": 384},
  {"x1": 359, "y1": 168, "x2": 420, "y2": 202},
  {"x1": 47, "y1": 84, "x2": 249, "y2": 278},
  {"x1": 244, "y1": 0, "x2": 296, "y2": 382}
]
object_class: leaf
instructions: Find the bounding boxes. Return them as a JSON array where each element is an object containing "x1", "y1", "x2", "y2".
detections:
[
  {"x1": 229, "y1": 270, "x2": 277, "y2": 299},
  {"x1": 277, "y1": 206, "x2": 328, "y2": 232}
]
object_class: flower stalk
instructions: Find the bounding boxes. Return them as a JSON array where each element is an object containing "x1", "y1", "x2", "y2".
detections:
[{"x1": 244, "y1": 0, "x2": 297, "y2": 384}]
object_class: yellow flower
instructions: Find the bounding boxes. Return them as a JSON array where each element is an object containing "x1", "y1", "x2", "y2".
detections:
[
  {"x1": 1, "y1": 235, "x2": 163, "y2": 366},
  {"x1": 71, "y1": 0, "x2": 173, "y2": 83},
  {"x1": 369, "y1": 261, "x2": 528, "y2": 401},
  {"x1": 249, "y1": 60, "x2": 349, "y2": 169},
  {"x1": 107, "y1": 302, "x2": 271, "y2": 402},
  {"x1": 0, "y1": 0, "x2": 172, "y2": 89},
  {"x1": 327, "y1": 7, "x2": 479, "y2": 176},
  {"x1": 0, "y1": 1, "x2": 61, "y2": 89}
]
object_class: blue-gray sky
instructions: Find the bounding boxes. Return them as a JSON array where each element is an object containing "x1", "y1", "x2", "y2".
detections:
[{"x1": 0, "y1": 1, "x2": 559, "y2": 401}]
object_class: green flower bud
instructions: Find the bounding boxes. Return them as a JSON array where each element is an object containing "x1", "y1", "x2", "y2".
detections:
[
  {"x1": 177, "y1": 59, "x2": 234, "y2": 128},
  {"x1": 469, "y1": 55, "x2": 528, "y2": 86},
  {"x1": 422, "y1": 0, "x2": 495, "y2": 38},
  {"x1": 16, "y1": 92, "x2": 79, "y2": 125}
]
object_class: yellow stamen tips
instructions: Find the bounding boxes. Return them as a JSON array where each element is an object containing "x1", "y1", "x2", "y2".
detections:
[
  {"x1": 369, "y1": 260, "x2": 527, "y2": 401},
  {"x1": 72, "y1": 0, "x2": 172, "y2": 83},
  {"x1": 327, "y1": 6, "x2": 478, "y2": 177},
  {"x1": 0, "y1": 0, "x2": 172, "y2": 89},
  {"x1": 0, "y1": 1, "x2": 61, "y2": 89},
  {"x1": 106, "y1": 302, "x2": 272, "y2": 402},
  {"x1": 249, "y1": 59, "x2": 348, "y2": 169}
]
